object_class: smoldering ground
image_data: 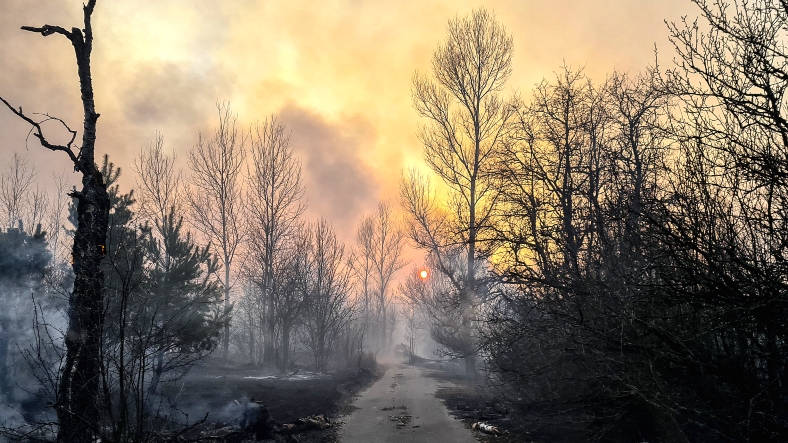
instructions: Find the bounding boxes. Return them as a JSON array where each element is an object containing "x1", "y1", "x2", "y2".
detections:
[
  {"x1": 0, "y1": 281, "x2": 67, "y2": 431},
  {"x1": 153, "y1": 359, "x2": 381, "y2": 442}
]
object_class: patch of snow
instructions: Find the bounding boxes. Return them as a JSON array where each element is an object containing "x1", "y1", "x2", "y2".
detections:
[
  {"x1": 286, "y1": 372, "x2": 330, "y2": 380},
  {"x1": 241, "y1": 371, "x2": 332, "y2": 381}
]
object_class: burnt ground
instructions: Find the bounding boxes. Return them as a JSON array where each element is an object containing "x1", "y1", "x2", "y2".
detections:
[
  {"x1": 159, "y1": 359, "x2": 383, "y2": 443},
  {"x1": 415, "y1": 357, "x2": 584, "y2": 443}
]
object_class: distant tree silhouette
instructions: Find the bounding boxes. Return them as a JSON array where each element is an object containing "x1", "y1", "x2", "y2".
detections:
[{"x1": 351, "y1": 202, "x2": 406, "y2": 352}]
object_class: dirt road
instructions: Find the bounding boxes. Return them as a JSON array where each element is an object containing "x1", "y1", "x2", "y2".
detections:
[{"x1": 340, "y1": 363, "x2": 477, "y2": 443}]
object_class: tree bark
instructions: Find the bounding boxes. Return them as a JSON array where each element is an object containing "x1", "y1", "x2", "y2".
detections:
[
  {"x1": 264, "y1": 282, "x2": 275, "y2": 367},
  {"x1": 58, "y1": 36, "x2": 110, "y2": 443},
  {"x1": 249, "y1": 311, "x2": 255, "y2": 365},
  {"x1": 281, "y1": 324, "x2": 291, "y2": 371},
  {"x1": 223, "y1": 264, "x2": 230, "y2": 359}
]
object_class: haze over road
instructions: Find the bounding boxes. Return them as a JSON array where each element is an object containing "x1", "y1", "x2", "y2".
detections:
[{"x1": 341, "y1": 363, "x2": 476, "y2": 443}]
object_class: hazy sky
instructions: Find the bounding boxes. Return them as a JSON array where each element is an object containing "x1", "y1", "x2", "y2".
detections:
[{"x1": 0, "y1": 0, "x2": 695, "y2": 243}]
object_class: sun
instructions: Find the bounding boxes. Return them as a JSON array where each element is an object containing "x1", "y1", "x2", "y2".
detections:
[{"x1": 419, "y1": 269, "x2": 429, "y2": 279}]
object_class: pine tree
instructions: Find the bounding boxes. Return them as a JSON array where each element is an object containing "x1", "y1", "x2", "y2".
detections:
[{"x1": 142, "y1": 206, "x2": 224, "y2": 393}]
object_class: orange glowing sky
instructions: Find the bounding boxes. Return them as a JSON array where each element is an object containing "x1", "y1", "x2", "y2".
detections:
[{"x1": 0, "y1": 0, "x2": 695, "y2": 243}]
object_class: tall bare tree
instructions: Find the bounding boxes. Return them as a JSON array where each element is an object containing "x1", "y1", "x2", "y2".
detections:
[
  {"x1": 133, "y1": 132, "x2": 182, "y2": 235},
  {"x1": 351, "y1": 216, "x2": 375, "y2": 340},
  {"x1": 397, "y1": 268, "x2": 428, "y2": 363},
  {"x1": 46, "y1": 172, "x2": 71, "y2": 268},
  {"x1": 274, "y1": 226, "x2": 311, "y2": 370},
  {"x1": 302, "y1": 219, "x2": 353, "y2": 373},
  {"x1": 370, "y1": 203, "x2": 406, "y2": 347},
  {"x1": 0, "y1": 1, "x2": 110, "y2": 441},
  {"x1": 351, "y1": 203, "x2": 406, "y2": 351},
  {"x1": 246, "y1": 117, "x2": 306, "y2": 368},
  {"x1": 187, "y1": 103, "x2": 246, "y2": 360},
  {"x1": 405, "y1": 8, "x2": 517, "y2": 376}
]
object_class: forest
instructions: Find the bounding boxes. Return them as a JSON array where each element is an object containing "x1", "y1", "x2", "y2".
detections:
[{"x1": 1, "y1": 0, "x2": 787, "y2": 442}]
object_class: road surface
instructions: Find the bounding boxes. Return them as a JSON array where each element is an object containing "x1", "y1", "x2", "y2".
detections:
[{"x1": 340, "y1": 363, "x2": 477, "y2": 443}]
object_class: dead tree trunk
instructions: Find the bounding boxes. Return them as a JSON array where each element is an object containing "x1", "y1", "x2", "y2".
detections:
[{"x1": 0, "y1": 2, "x2": 110, "y2": 442}]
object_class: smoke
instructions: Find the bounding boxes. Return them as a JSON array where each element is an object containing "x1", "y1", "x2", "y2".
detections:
[
  {"x1": 0, "y1": 254, "x2": 69, "y2": 433},
  {"x1": 0, "y1": 404, "x2": 25, "y2": 434},
  {"x1": 123, "y1": 62, "x2": 223, "y2": 130},
  {"x1": 0, "y1": 294, "x2": 65, "y2": 438},
  {"x1": 279, "y1": 105, "x2": 380, "y2": 236}
]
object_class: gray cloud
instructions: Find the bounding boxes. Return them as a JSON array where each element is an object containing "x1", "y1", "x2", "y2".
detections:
[
  {"x1": 278, "y1": 105, "x2": 379, "y2": 238},
  {"x1": 124, "y1": 62, "x2": 219, "y2": 128}
]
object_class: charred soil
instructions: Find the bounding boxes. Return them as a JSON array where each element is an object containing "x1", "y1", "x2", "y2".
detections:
[
  {"x1": 159, "y1": 359, "x2": 383, "y2": 442},
  {"x1": 418, "y1": 358, "x2": 570, "y2": 443}
]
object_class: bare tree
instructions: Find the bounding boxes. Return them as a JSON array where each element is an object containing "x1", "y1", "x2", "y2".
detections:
[
  {"x1": 488, "y1": 67, "x2": 622, "y2": 434},
  {"x1": 133, "y1": 132, "x2": 182, "y2": 233},
  {"x1": 351, "y1": 202, "x2": 406, "y2": 352},
  {"x1": 370, "y1": 203, "x2": 406, "y2": 348},
  {"x1": 0, "y1": 2, "x2": 111, "y2": 441},
  {"x1": 406, "y1": 8, "x2": 517, "y2": 376},
  {"x1": 28, "y1": 185, "x2": 50, "y2": 233},
  {"x1": 134, "y1": 134, "x2": 217, "y2": 394},
  {"x1": 351, "y1": 216, "x2": 375, "y2": 346},
  {"x1": 0, "y1": 153, "x2": 37, "y2": 230},
  {"x1": 495, "y1": 66, "x2": 610, "y2": 284},
  {"x1": 187, "y1": 102, "x2": 246, "y2": 360},
  {"x1": 45, "y1": 172, "x2": 72, "y2": 285},
  {"x1": 302, "y1": 219, "x2": 353, "y2": 373},
  {"x1": 274, "y1": 226, "x2": 311, "y2": 370},
  {"x1": 245, "y1": 117, "x2": 306, "y2": 368},
  {"x1": 397, "y1": 270, "x2": 427, "y2": 363},
  {"x1": 645, "y1": 1, "x2": 788, "y2": 438}
]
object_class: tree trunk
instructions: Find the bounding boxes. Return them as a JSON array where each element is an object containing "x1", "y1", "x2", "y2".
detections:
[
  {"x1": 281, "y1": 324, "x2": 291, "y2": 372},
  {"x1": 464, "y1": 354, "x2": 477, "y2": 379},
  {"x1": 249, "y1": 313, "x2": 255, "y2": 365},
  {"x1": 223, "y1": 265, "x2": 230, "y2": 360},
  {"x1": 257, "y1": 308, "x2": 265, "y2": 366},
  {"x1": 264, "y1": 286, "x2": 275, "y2": 367},
  {"x1": 380, "y1": 303, "x2": 387, "y2": 351},
  {"x1": 149, "y1": 347, "x2": 164, "y2": 394},
  {"x1": 58, "y1": 168, "x2": 110, "y2": 443},
  {"x1": 317, "y1": 334, "x2": 325, "y2": 373},
  {"x1": 345, "y1": 332, "x2": 351, "y2": 368},
  {"x1": 461, "y1": 287, "x2": 476, "y2": 379},
  {"x1": 32, "y1": 4, "x2": 112, "y2": 442}
]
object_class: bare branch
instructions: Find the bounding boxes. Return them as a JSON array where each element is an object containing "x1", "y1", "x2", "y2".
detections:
[
  {"x1": 0, "y1": 96, "x2": 80, "y2": 167},
  {"x1": 21, "y1": 24, "x2": 73, "y2": 38}
]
